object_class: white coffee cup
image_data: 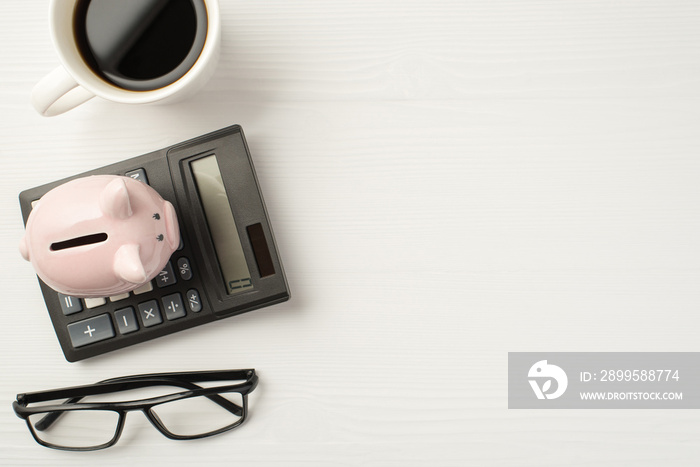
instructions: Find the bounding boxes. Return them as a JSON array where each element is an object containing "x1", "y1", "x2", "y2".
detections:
[{"x1": 32, "y1": 0, "x2": 220, "y2": 117}]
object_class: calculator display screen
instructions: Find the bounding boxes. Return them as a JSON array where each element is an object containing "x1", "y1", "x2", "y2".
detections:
[{"x1": 191, "y1": 155, "x2": 253, "y2": 295}]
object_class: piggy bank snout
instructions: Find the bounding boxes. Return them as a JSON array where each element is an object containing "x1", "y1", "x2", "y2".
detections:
[
  {"x1": 163, "y1": 199, "x2": 179, "y2": 250},
  {"x1": 21, "y1": 175, "x2": 180, "y2": 298}
]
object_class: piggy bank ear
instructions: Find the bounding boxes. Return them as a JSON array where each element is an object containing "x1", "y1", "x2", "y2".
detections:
[
  {"x1": 113, "y1": 244, "x2": 147, "y2": 284},
  {"x1": 100, "y1": 178, "x2": 133, "y2": 219}
]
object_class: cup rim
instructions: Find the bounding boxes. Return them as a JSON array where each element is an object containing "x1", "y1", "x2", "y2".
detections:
[{"x1": 49, "y1": 0, "x2": 220, "y2": 104}]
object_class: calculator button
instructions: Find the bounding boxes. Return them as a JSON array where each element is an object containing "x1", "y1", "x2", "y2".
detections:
[
  {"x1": 156, "y1": 262, "x2": 177, "y2": 288},
  {"x1": 109, "y1": 293, "x2": 130, "y2": 302},
  {"x1": 186, "y1": 289, "x2": 202, "y2": 312},
  {"x1": 114, "y1": 307, "x2": 139, "y2": 335},
  {"x1": 133, "y1": 281, "x2": 153, "y2": 295},
  {"x1": 58, "y1": 293, "x2": 82, "y2": 315},
  {"x1": 162, "y1": 293, "x2": 186, "y2": 320},
  {"x1": 138, "y1": 300, "x2": 163, "y2": 327},
  {"x1": 67, "y1": 314, "x2": 115, "y2": 348},
  {"x1": 85, "y1": 297, "x2": 107, "y2": 309},
  {"x1": 125, "y1": 168, "x2": 148, "y2": 184},
  {"x1": 177, "y1": 257, "x2": 192, "y2": 280}
]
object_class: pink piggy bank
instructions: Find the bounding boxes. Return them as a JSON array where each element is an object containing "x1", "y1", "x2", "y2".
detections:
[{"x1": 19, "y1": 175, "x2": 180, "y2": 298}]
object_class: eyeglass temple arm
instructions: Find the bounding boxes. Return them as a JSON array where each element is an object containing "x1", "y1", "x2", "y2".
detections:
[
  {"x1": 33, "y1": 397, "x2": 80, "y2": 431},
  {"x1": 33, "y1": 378, "x2": 246, "y2": 431},
  {"x1": 97, "y1": 375, "x2": 246, "y2": 417}
]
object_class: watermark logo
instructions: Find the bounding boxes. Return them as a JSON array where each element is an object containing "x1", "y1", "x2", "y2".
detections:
[{"x1": 528, "y1": 360, "x2": 568, "y2": 400}]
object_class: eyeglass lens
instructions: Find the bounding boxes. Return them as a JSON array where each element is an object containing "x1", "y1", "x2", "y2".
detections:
[
  {"x1": 150, "y1": 392, "x2": 244, "y2": 437},
  {"x1": 27, "y1": 409, "x2": 120, "y2": 449}
]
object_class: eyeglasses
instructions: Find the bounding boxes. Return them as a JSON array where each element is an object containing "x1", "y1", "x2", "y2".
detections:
[{"x1": 12, "y1": 369, "x2": 258, "y2": 451}]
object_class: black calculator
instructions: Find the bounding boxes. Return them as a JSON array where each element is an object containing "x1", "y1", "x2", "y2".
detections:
[{"x1": 19, "y1": 125, "x2": 290, "y2": 362}]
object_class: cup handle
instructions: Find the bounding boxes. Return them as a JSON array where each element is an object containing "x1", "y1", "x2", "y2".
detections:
[{"x1": 31, "y1": 66, "x2": 95, "y2": 117}]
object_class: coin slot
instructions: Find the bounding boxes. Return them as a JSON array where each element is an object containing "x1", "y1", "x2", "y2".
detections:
[{"x1": 51, "y1": 233, "x2": 108, "y2": 251}]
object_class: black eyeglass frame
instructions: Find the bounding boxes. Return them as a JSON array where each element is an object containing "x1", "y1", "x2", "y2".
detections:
[{"x1": 13, "y1": 369, "x2": 258, "y2": 451}]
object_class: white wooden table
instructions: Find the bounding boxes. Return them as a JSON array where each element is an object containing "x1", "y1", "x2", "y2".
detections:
[{"x1": 1, "y1": 1, "x2": 699, "y2": 465}]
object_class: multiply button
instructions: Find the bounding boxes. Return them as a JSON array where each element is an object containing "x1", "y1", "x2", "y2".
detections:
[
  {"x1": 138, "y1": 300, "x2": 163, "y2": 327},
  {"x1": 162, "y1": 293, "x2": 186, "y2": 321},
  {"x1": 67, "y1": 314, "x2": 114, "y2": 348},
  {"x1": 156, "y1": 262, "x2": 177, "y2": 288},
  {"x1": 177, "y1": 257, "x2": 192, "y2": 280}
]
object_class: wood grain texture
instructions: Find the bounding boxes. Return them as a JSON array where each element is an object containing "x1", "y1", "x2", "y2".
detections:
[{"x1": 1, "y1": 0, "x2": 699, "y2": 465}]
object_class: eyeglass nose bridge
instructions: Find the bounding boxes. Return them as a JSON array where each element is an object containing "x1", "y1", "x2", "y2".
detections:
[
  {"x1": 106, "y1": 404, "x2": 178, "y2": 442},
  {"x1": 109, "y1": 411, "x2": 128, "y2": 447},
  {"x1": 143, "y1": 408, "x2": 171, "y2": 438},
  {"x1": 105, "y1": 407, "x2": 178, "y2": 446}
]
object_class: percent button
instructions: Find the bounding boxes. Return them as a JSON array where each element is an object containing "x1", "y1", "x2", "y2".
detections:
[{"x1": 177, "y1": 257, "x2": 193, "y2": 281}]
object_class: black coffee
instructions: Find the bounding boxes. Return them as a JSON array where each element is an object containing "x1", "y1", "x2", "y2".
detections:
[{"x1": 74, "y1": 0, "x2": 208, "y2": 91}]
